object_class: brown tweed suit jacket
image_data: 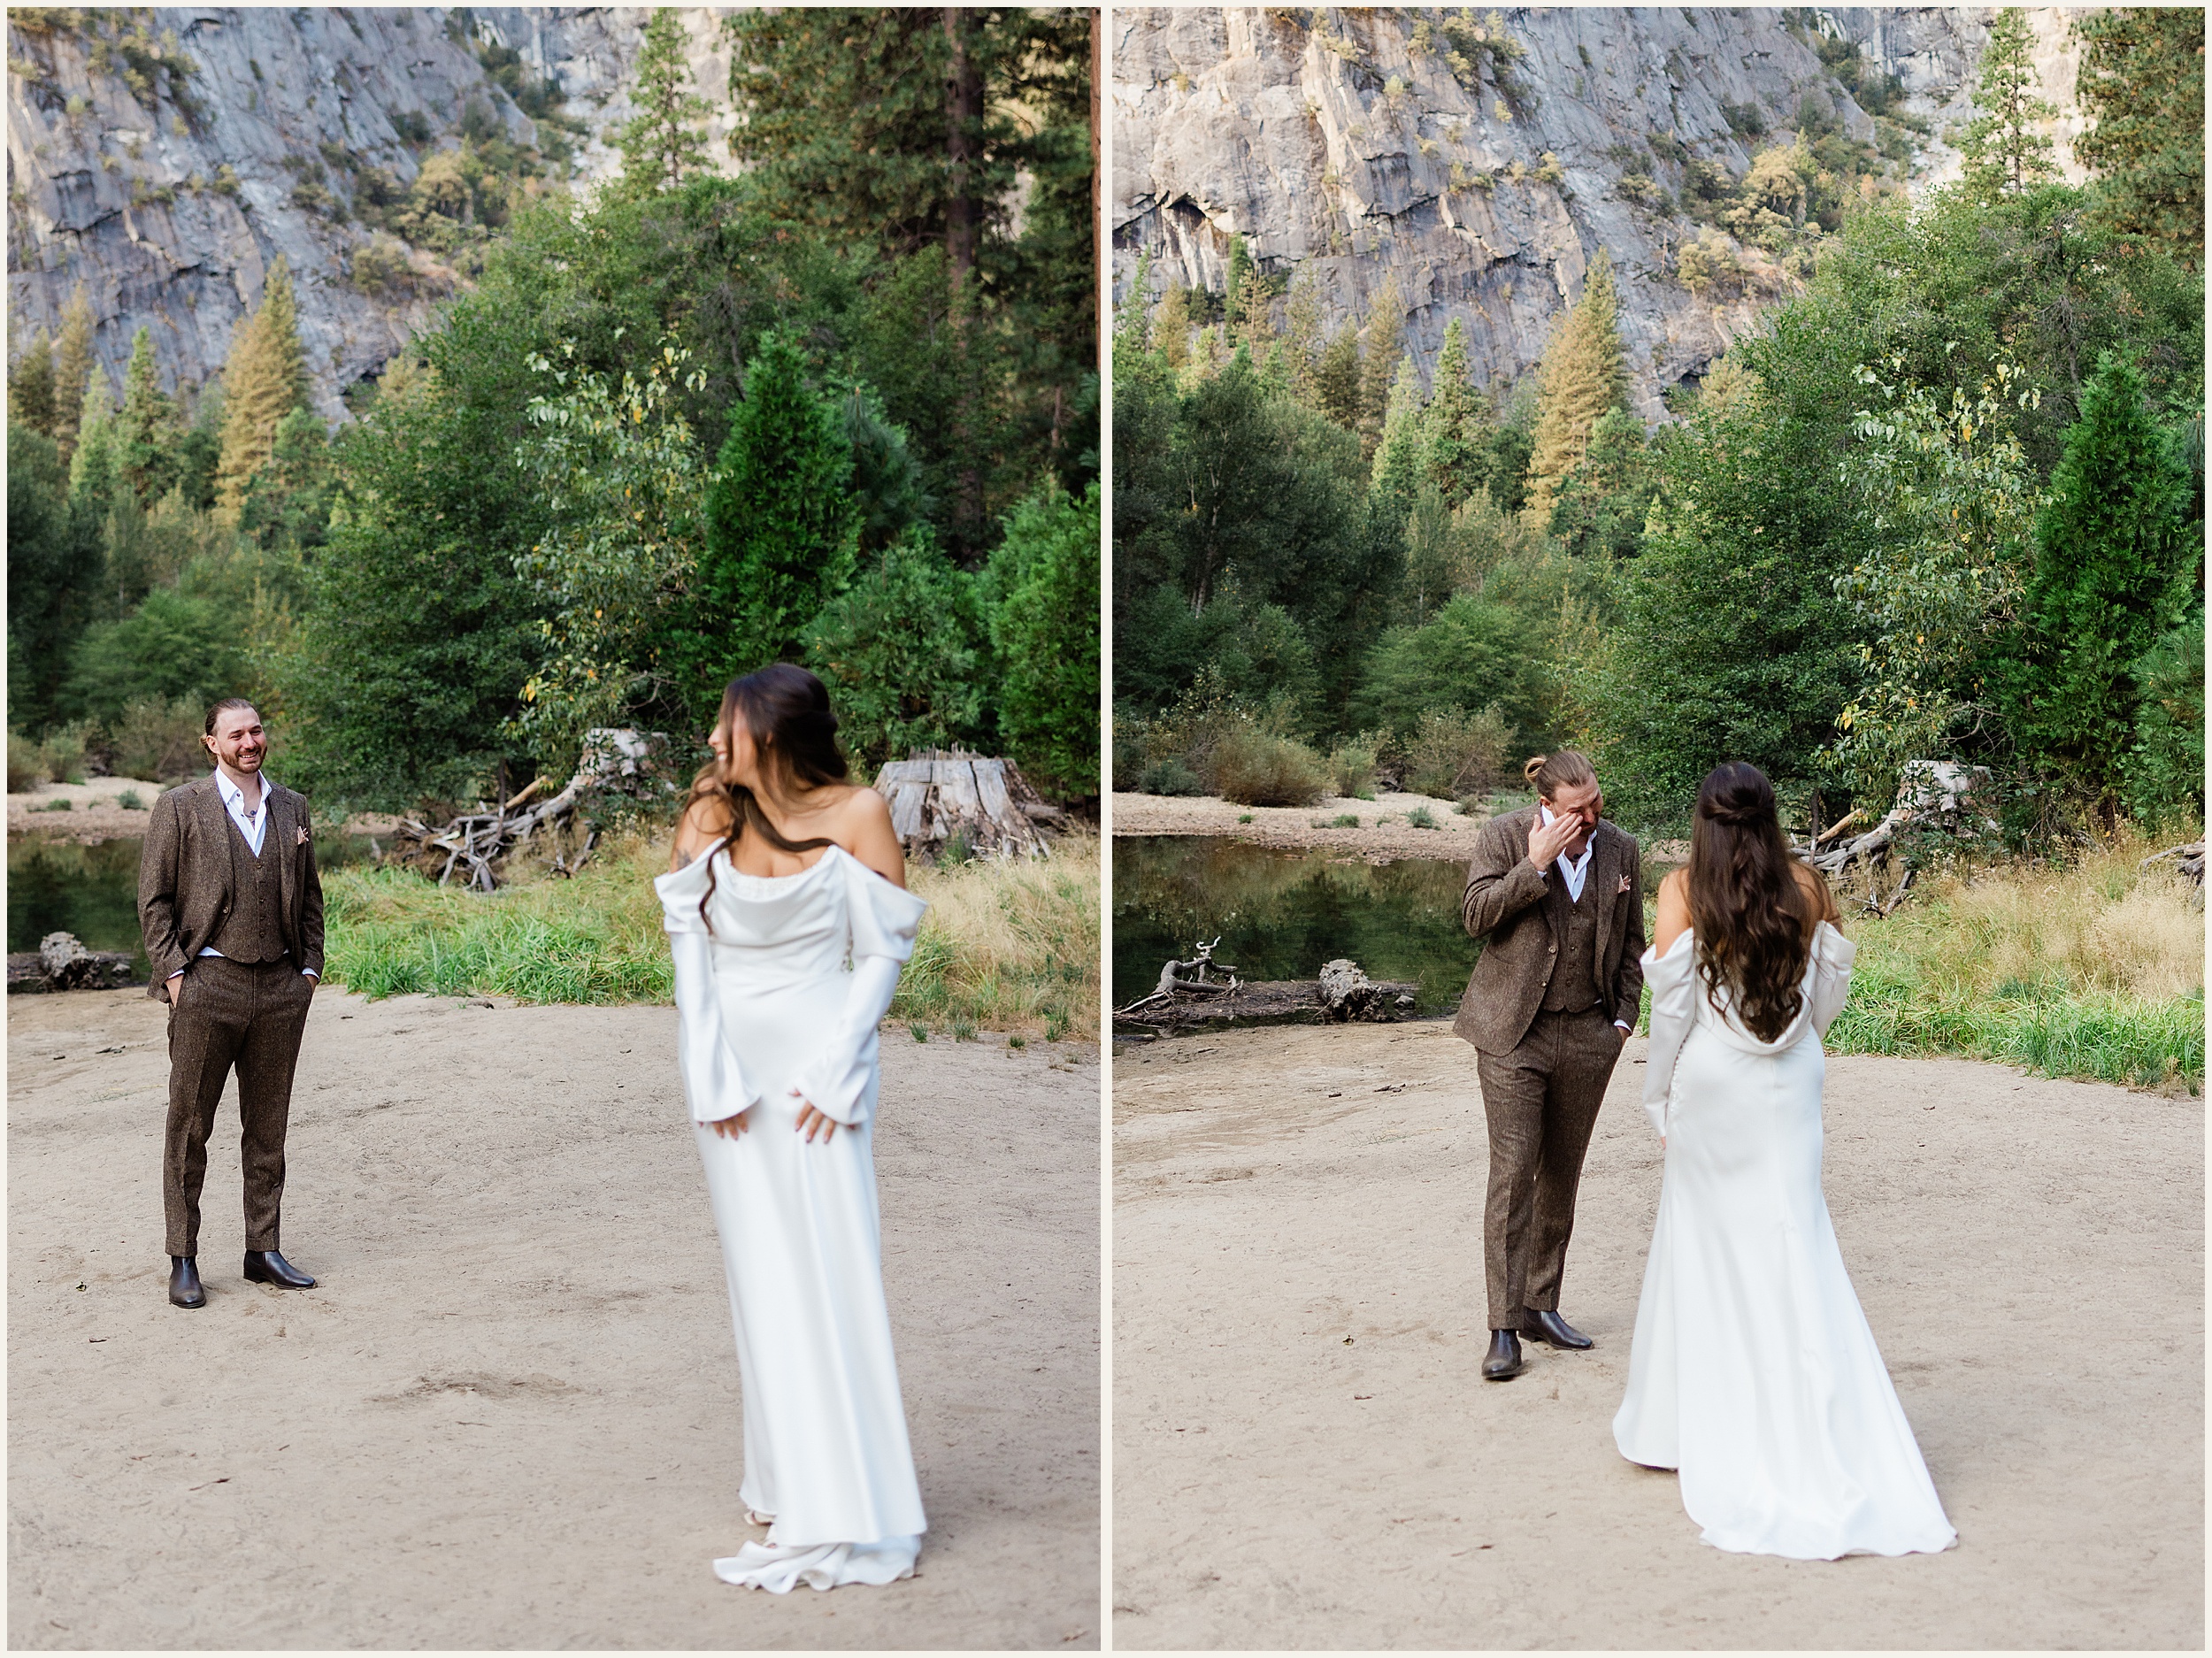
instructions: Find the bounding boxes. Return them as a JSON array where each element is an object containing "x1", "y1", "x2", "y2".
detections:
[
  {"x1": 1451, "y1": 804, "x2": 1647, "y2": 1055},
  {"x1": 139, "y1": 774, "x2": 326, "y2": 995}
]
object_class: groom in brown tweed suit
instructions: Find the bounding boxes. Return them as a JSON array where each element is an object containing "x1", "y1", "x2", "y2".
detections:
[
  {"x1": 139, "y1": 699, "x2": 324, "y2": 1309},
  {"x1": 1454, "y1": 752, "x2": 1644, "y2": 1381}
]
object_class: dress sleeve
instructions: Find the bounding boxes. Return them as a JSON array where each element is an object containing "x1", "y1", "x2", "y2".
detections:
[
  {"x1": 794, "y1": 856, "x2": 931, "y2": 1128},
  {"x1": 1807, "y1": 921, "x2": 1858, "y2": 1038},
  {"x1": 654, "y1": 859, "x2": 761, "y2": 1126},
  {"x1": 1640, "y1": 932, "x2": 1698, "y2": 1139}
]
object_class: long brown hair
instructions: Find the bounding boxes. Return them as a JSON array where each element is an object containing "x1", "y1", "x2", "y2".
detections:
[
  {"x1": 687, "y1": 664, "x2": 851, "y2": 926},
  {"x1": 1686, "y1": 761, "x2": 1812, "y2": 1042}
]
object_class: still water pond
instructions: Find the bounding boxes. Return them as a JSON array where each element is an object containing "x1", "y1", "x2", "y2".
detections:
[
  {"x1": 9, "y1": 833, "x2": 382, "y2": 979},
  {"x1": 1113, "y1": 835, "x2": 1475, "y2": 1017}
]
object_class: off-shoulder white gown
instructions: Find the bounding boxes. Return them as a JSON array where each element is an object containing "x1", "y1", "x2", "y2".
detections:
[
  {"x1": 1613, "y1": 922, "x2": 1957, "y2": 1560},
  {"x1": 654, "y1": 842, "x2": 931, "y2": 1592}
]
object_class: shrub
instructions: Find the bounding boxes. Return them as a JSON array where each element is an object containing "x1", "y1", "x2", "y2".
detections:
[
  {"x1": 1331, "y1": 812, "x2": 1360, "y2": 827},
  {"x1": 1403, "y1": 704, "x2": 1511, "y2": 800},
  {"x1": 9, "y1": 733, "x2": 44, "y2": 793},
  {"x1": 109, "y1": 695, "x2": 207, "y2": 782},
  {"x1": 2125, "y1": 607, "x2": 2205, "y2": 828},
  {"x1": 118, "y1": 789, "x2": 145, "y2": 810},
  {"x1": 1406, "y1": 803, "x2": 1440, "y2": 829},
  {"x1": 1138, "y1": 756, "x2": 1203, "y2": 796},
  {"x1": 1213, "y1": 728, "x2": 1328, "y2": 807},
  {"x1": 1325, "y1": 733, "x2": 1379, "y2": 799},
  {"x1": 38, "y1": 721, "x2": 91, "y2": 784}
]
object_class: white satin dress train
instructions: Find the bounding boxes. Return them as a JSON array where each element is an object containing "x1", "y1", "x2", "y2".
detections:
[
  {"x1": 655, "y1": 842, "x2": 931, "y2": 1592},
  {"x1": 1612, "y1": 922, "x2": 1957, "y2": 1560}
]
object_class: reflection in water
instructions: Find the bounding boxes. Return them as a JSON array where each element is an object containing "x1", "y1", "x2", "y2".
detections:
[
  {"x1": 1113, "y1": 835, "x2": 1476, "y2": 1017},
  {"x1": 8, "y1": 833, "x2": 384, "y2": 977}
]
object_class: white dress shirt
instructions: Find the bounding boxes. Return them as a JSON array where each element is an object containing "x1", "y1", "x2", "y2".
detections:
[
  {"x1": 1538, "y1": 802, "x2": 1629, "y2": 1032},
  {"x1": 172, "y1": 768, "x2": 317, "y2": 980}
]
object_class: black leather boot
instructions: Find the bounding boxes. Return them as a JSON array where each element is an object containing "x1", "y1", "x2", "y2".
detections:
[
  {"x1": 169, "y1": 1255, "x2": 205, "y2": 1309},
  {"x1": 243, "y1": 1249, "x2": 316, "y2": 1289},
  {"x1": 1523, "y1": 1309, "x2": 1594, "y2": 1350},
  {"x1": 1481, "y1": 1328, "x2": 1525, "y2": 1380}
]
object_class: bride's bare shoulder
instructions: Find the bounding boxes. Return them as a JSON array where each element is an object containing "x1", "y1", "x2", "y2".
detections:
[
  {"x1": 822, "y1": 784, "x2": 905, "y2": 886},
  {"x1": 1789, "y1": 859, "x2": 1839, "y2": 926},
  {"x1": 670, "y1": 793, "x2": 733, "y2": 871}
]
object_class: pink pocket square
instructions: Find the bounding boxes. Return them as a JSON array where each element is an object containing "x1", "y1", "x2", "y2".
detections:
[
  {"x1": 296, "y1": 825, "x2": 311, "y2": 845},
  {"x1": 1617, "y1": 873, "x2": 1633, "y2": 894}
]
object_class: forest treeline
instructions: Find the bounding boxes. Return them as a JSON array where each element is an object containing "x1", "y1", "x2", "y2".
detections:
[
  {"x1": 10, "y1": 7, "x2": 1102, "y2": 808},
  {"x1": 1112, "y1": 7, "x2": 2204, "y2": 836}
]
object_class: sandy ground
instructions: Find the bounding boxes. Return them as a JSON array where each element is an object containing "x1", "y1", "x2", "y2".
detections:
[
  {"x1": 1112, "y1": 1021, "x2": 2202, "y2": 1650},
  {"x1": 8, "y1": 987, "x2": 1102, "y2": 1650},
  {"x1": 9, "y1": 777, "x2": 402, "y2": 845},
  {"x1": 1110, "y1": 791, "x2": 1489, "y2": 861}
]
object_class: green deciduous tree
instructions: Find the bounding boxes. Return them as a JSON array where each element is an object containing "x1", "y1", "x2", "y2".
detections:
[
  {"x1": 982, "y1": 480, "x2": 1101, "y2": 797},
  {"x1": 803, "y1": 526, "x2": 985, "y2": 770},
  {"x1": 508, "y1": 341, "x2": 710, "y2": 771}
]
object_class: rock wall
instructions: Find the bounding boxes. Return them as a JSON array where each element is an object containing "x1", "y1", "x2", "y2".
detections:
[
  {"x1": 5, "y1": 6, "x2": 741, "y2": 425},
  {"x1": 1112, "y1": 5, "x2": 2090, "y2": 421}
]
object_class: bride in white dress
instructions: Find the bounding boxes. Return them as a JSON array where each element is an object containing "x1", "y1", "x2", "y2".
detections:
[
  {"x1": 1613, "y1": 761, "x2": 1956, "y2": 1561},
  {"x1": 653, "y1": 664, "x2": 930, "y2": 1593}
]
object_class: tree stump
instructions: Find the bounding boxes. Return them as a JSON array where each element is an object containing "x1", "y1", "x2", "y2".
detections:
[{"x1": 872, "y1": 750, "x2": 1057, "y2": 861}]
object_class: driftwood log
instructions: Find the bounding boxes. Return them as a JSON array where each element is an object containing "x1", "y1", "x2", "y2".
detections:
[
  {"x1": 1317, "y1": 958, "x2": 1416, "y2": 1022},
  {"x1": 1800, "y1": 760, "x2": 1993, "y2": 916},
  {"x1": 8, "y1": 931, "x2": 139, "y2": 994},
  {"x1": 2141, "y1": 842, "x2": 2206, "y2": 888},
  {"x1": 872, "y1": 750, "x2": 1062, "y2": 861},
  {"x1": 389, "y1": 728, "x2": 676, "y2": 891},
  {"x1": 1115, "y1": 950, "x2": 1417, "y2": 1031}
]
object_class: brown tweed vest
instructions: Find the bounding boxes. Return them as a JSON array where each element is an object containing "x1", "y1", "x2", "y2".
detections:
[
  {"x1": 1538, "y1": 864, "x2": 1601, "y2": 1013},
  {"x1": 207, "y1": 811, "x2": 288, "y2": 963}
]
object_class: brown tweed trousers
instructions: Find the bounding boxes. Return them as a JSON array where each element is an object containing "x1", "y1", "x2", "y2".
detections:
[
  {"x1": 139, "y1": 776, "x2": 325, "y2": 1258},
  {"x1": 1453, "y1": 805, "x2": 1645, "y2": 1330}
]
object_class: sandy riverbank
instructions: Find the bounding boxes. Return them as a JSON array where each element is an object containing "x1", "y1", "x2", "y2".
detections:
[
  {"x1": 9, "y1": 987, "x2": 1101, "y2": 1649},
  {"x1": 1110, "y1": 790, "x2": 1488, "y2": 861},
  {"x1": 1112, "y1": 1021, "x2": 2201, "y2": 1650},
  {"x1": 9, "y1": 777, "x2": 402, "y2": 845}
]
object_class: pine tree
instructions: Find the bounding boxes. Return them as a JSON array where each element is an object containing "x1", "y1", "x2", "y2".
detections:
[
  {"x1": 616, "y1": 7, "x2": 712, "y2": 200},
  {"x1": 1370, "y1": 353, "x2": 1427, "y2": 522},
  {"x1": 1118, "y1": 250, "x2": 1155, "y2": 354},
  {"x1": 1524, "y1": 250, "x2": 1626, "y2": 524},
  {"x1": 1156, "y1": 284, "x2": 1193, "y2": 370},
  {"x1": 1356, "y1": 273, "x2": 1404, "y2": 457},
  {"x1": 1420, "y1": 316, "x2": 1487, "y2": 505},
  {"x1": 1311, "y1": 325, "x2": 1363, "y2": 434},
  {"x1": 1225, "y1": 234, "x2": 1272, "y2": 349},
  {"x1": 2073, "y1": 6, "x2": 2205, "y2": 270},
  {"x1": 116, "y1": 325, "x2": 175, "y2": 502},
  {"x1": 677, "y1": 331, "x2": 861, "y2": 720},
  {"x1": 2009, "y1": 351, "x2": 2197, "y2": 803},
  {"x1": 1280, "y1": 263, "x2": 1327, "y2": 409},
  {"x1": 1957, "y1": 8, "x2": 2058, "y2": 203},
  {"x1": 50, "y1": 284, "x2": 96, "y2": 462},
  {"x1": 66, "y1": 362, "x2": 120, "y2": 521},
  {"x1": 215, "y1": 257, "x2": 308, "y2": 517},
  {"x1": 9, "y1": 327, "x2": 58, "y2": 437}
]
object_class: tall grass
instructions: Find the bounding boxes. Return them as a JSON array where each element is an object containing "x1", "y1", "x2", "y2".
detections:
[
  {"x1": 323, "y1": 829, "x2": 1102, "y2": 1040},
  {"x1": 1823, "y1": 825, "x2": 2206, "y2": 1094}
]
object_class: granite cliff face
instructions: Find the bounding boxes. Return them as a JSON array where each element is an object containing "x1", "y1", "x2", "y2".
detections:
[
  {"x1": 6, "y1": 6, "x2": 740, "y2": 424},
  {"x1": 1112, "y1": 6, "x2": 2089, "y2": 420}
]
